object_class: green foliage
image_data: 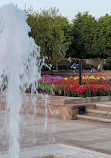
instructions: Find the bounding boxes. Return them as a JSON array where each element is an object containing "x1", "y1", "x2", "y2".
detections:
[
  {"x1": 27, "y1": 8, "x2": 111, "y2": 62},
  {"x1": 103, "y1": 64, "x2": 111, "y2": 70},
  {"x1": 106, "y1": 57, "x2": 111, "y2": 64},
  {"x1": 92, "y1": 14, "x2": 111, "y2": 58},
  {"x1": 104, "y1": 57, "x2": 111, "y2": 70},
  {"x1": 66, "y1": 12, "x2": 111, "y2": 60},
  {"x1": 63, "y1": 23, "x2": 73, "y2": 58},
  {"x1": 66, "y1": 12, "x2": 96, "y2": 59},
  {"x1": 27, "y1": 8, "x2": 69, "y2": 64},
  {"x1": 38, "y1": 83, "x2": 52, "y2": 91}
]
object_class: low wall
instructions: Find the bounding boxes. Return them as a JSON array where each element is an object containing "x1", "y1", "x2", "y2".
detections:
[
  {"x1": 86, "y1": 96, "x2": 111, "y2": 103},
  {"x1": 0, "y1": 93, "x2": 96, "y2": 120},
  {"x1": 0, "y1": 93, "x2": 111, "y2": 120}
]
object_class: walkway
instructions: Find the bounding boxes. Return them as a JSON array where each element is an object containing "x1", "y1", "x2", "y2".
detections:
[{"x1": 0, "y1": 110, "x2": 111, "y2": 157}]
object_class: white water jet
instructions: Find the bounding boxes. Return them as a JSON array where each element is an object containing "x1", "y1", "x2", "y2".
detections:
[{"x1": 0, "y1": 4, "x2": 41, "y2": 158}]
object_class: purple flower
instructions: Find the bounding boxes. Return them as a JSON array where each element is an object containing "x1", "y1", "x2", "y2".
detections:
[{"x1": 39, "y1": 75, "x2": 64, "y2": 83}]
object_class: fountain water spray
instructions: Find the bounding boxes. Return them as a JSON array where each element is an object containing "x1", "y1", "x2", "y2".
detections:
[{"x1": 0, "y1": 4, "x2": 41, "y2": 158}]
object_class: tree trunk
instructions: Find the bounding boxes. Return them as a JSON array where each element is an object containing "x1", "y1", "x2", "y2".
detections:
[
  {"x1": 56, "y1": 62, "x2": 58, "y2": 71},
  {"x1": 100, "y1": 59, "x2": 104, "y2": 72}
]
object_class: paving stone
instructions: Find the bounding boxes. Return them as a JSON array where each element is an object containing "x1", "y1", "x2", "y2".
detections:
[
  {"x1": 0, "y1": 111, "x2": 111, "y2": 157},
  {"x1": 1, "y1": 94, "x2": 111, "y2": 157}
]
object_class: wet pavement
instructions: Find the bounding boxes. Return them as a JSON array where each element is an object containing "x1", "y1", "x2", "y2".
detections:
[{"x1": 0, "y1": 109, "x2": 111, "y2": 157}]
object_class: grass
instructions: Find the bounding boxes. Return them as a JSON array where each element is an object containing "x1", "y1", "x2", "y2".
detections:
[{"x1": 38, "y1": 83, "x2": 52, "y2": 91}]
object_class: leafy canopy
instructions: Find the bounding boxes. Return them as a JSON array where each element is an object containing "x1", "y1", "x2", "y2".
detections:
[{"x1": 27, "y1": 8, "x2": 69, "y2": 64}]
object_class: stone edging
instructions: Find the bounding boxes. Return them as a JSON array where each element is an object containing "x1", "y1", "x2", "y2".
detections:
[{"x1": 86, "y1": 96, "x2": 111, "y2": 103}]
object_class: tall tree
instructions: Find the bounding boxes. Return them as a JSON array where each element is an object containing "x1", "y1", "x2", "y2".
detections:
[
  {"x1": 92, "y1": 14, "x2": 111, "y2": 70},
  {"x1": 27, "y1": 8, "x2": 69, "y2": 67},
  {"x1": 92, "y1": 14, "x2": 111, "y2": 58},
  {"x1": 67, "y1": 12, "x2": 96, "y2": 59}
]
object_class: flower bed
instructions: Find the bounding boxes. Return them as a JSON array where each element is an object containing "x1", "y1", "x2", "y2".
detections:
[
  {"x1": 53, "y1": 76, "x2": 111, "y2": 97},
  {"x1": 40, "y1": 75, "x2": 64, "y2": 83},
  {"x1": 39, "y1": 75, "x2": 111, "y2": 97}
]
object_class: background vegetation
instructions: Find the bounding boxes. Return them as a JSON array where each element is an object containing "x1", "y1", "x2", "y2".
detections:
[{"x1": 26, "y1": 8, "x2": 111, "y2": 70}]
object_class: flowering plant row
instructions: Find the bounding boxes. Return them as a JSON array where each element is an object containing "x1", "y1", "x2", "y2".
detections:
[
  {"x1": 38, "y1": 75, "x2": 111, "y2": 97},
  {"x1": 52, "y1": 76, "x2": 111, "y2": 97},
  {"x1": 64, "y1": 75, "x2": 106, "y2": 80},
  {"x1": 39, "y1": 75, "x2": 64, "y2": 83},
  {"x1": 40, "y1": 75, "x2": 111, "y2": 84}
]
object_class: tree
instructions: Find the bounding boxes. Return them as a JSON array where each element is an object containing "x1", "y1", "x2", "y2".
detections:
[
  {"x1": 92, "y1": 14, "x2": 111, "y2": 70},
  {"x1": 27, "y1": 8, "x2": 69, "y2": 70},
  {"x1": 66, "y1": 12, "x2": 96, "y2": 59},
  {"x1": 63, "y1": 22, "x2": 73, "y2": 58},
  {"x1": 92, "y1": 14, "x2": 111, "y2": 58}
]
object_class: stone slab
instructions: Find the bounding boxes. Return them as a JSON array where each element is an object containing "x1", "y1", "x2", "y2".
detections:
[
  {"x1": 0, "y1": 94, "x2": 95, "y2": 120},
  {"x1": 0, "y1": 93, "x2": 111, "y2": 120},
  {"x1": 86, "y1": 96, "x2": 111, "y2": 103},
  {"x1": 1, "y1": 111, "x2": 111, "y2": 156}
]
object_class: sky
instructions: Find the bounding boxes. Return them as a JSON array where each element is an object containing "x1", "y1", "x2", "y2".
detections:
[{"x1": 0, "y1": 0, "x2": 111, "y2": 21}]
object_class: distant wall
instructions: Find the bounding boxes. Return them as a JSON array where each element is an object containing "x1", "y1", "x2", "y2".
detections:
[
  {"x1": 82, "y1": 59, "x2": 106, "y2": 66},
  {"x1": 57, "y1": 58, "x2": 106, "y2": 68},
  {"x1": 57, "y1": 58, "x2": 72, "y2": 67}
]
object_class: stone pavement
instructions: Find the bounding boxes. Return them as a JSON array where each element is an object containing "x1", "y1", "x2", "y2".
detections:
[
  {"x1": 0, "y1": 110, "x2": 111, "y2": 157},
  {"x1": 0, "y1": 144, "x2": 110, "y2": 158}
]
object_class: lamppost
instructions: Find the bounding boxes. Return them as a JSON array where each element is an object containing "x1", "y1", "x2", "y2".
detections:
[{"x1": 79, "y1": 59, "x2": 82, "y2": 85}]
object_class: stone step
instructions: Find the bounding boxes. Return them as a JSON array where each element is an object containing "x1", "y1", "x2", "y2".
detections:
[
  {"x1": 87, "y1": 109, "x2": 111, "y2": 118},
  {"x1": 96, "y1": 103, "x2": 111, "y2": 110},
  {"x1": 76, "y1": 114, "x2": 111, "y2": 123}
]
